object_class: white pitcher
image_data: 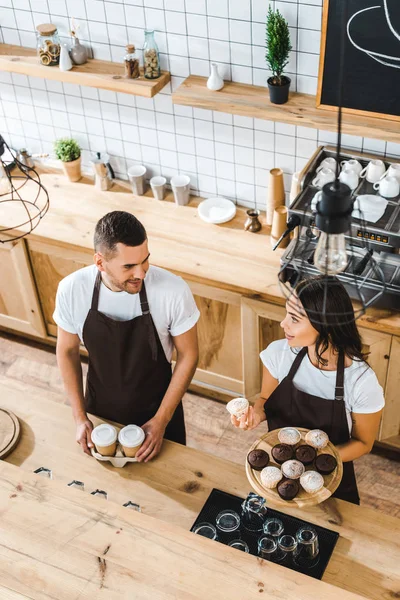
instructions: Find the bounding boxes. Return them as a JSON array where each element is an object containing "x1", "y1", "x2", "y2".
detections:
[
  {"x1": 59, "y1": 43, "x2": 73, "y2": 71},
  {"x1": 207, "y1": 63, "x2": 224, "y2": 91}
]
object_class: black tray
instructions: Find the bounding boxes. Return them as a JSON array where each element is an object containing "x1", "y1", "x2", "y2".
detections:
[{"x1": 191, "y1": 488, "x2": 339, "y2": 581}]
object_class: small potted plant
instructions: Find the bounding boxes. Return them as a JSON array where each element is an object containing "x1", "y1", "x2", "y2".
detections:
[
  {"x1": 265, "y1": 6, "x2": 292, "y2": 105},
  {"x1": 54, "y1": 137, "x2": 81, "y2": 182}
]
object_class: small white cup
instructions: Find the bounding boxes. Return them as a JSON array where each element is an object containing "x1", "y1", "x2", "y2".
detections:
[
  {"x1": 359, "y1": 159, "x2": 386, "y2": 183},
  {"x1": 171, "y1": 174, "x2": 191, "y2": 206},
  {"x1": 311, "y1": 190, "x2": 322, "y2": 212},
  {"x1": 128, "y1": 164, "x2": 147, "y2": 195},
  {"x1": 373, "y1": 175, "x2": 400, "y2": 198},
  {"x1": 341, "y1": 159, "x2": 362, "y2": 175},
  {"x1": 316, "y1": 157, "x2": 337, "y2": 172},
  {"x1": 381, "y1": 163, "x2": 400, "y2": 182},
  {"x1": 312, "y1": 167, "x2": 336, "y2": 188},
  {"x1": 150, "y1": 176, "x2": 167, "y2": 201},
  {"x1": 339, "y1": 166, "x2": 359, "y2": 190}
]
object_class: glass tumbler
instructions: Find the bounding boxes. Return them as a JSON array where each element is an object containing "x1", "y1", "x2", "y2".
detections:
[
  {"x1": 228, "y1": 539, "x2": 249, "y2": 553},
  {"x1": 193, "y1": 522, "x2": 218, "y2": 540},
  {"x1": 276, "y1": 534, "x2": 298, "y2": 566},
  {"x1": 263, "y1": 518, "x2": 284, "y2": 539},
  {"x1": 241, "y1": 493, "x2": 268, "y2": 532},
  {"x1": 258, "y1": 536, "x2": 278, "y2": 561},
  {"x1": 216, "y1": 509, "x2": 241, "y2": 543},
  {"x1": 294, "y1": 527, "x2": 320, "y2": 567}
]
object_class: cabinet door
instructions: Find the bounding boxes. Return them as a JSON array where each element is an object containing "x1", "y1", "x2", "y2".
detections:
[
  {"x1": 378, "y1": 335, "x2": 400, "y2": 443},
  {"x1": 0, "y1": 238, "x2": 45, "y2": 337},
  {"x1": 27, "y1": 240, "x2": 92, "y2": 337}
]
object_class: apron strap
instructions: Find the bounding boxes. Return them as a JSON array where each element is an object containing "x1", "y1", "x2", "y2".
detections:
[
  {"x1": 139, "y1": 283, "x2": 150, "y2": 315},
  {"x1": 335, "y1": 350, "x2": 345, "y2": 401},
  {"x1": 286, "y1": 347, "x2": 308, "y2": 381},
  {"x1": 331, "y1": 350, "x2": 348, "y2": 444},
  {"x1": 91, "y1": 271, "x2": 102, "y2": 311},
  {"x1": 140, "y1": 282, "x2": 158, "y2": 362}
]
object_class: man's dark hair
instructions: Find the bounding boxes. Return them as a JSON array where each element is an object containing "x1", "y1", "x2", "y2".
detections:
[{"x1": 94, "y1": 211, "x2": 147, "y2": 258}]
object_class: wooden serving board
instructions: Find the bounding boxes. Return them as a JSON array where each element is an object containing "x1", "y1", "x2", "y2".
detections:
[
  {"x1": 245, "y1": 428, "x2": 343, "y2": 508},
  {"x1": 0, "y1": 408, "x2": 20, "y2": 460}
]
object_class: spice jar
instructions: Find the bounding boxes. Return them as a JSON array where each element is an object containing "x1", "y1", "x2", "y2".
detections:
[
  {"x1": 124, "y1": 44, "x2": 140, "y2": 79},
  {"x1": 36, "y1": 23, "x2": 61, "y2": 66},
  {"x1": 143, "y1": 30, "x2": 160, "y2": 79}
]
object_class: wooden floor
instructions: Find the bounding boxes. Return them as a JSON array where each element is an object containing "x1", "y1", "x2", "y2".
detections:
[{"x1": 1, "y1": 332, "x2": 399, "y2": 517}]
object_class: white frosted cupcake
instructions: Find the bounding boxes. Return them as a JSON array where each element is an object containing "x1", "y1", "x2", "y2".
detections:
[
  {"x1": 226, "y1": 397, "x2": 249, "y2": 418},
  {"x1": 305, "y1": 429, "x2": 329, "y2": 450},
  {"x1": 281, "y1": 459, "x2": 305, "y2": 480},
  {"x1": 260, "y1": 466, "x2": 282, "y2": 489},
  {"x1": 300, "y1": 471, "x2": 324, "y2": 494},
  {"x1": 278, "y1": 427, "x2": 301, "y2": 446}
]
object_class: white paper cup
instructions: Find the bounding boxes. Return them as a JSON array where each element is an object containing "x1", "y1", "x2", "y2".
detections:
[
  {"x1": 118, "y1": 424, "x2": 145, "y2": 458},
  {"x1": 171, "y1": 174, "x2": 191, "y2": 206},
  {"x1": 128, "y1": 165, "x2": 147, "y2": 195},
  {"x1": 91, "y1": 424, "x2": 118, "y2": 457},
  {"x1": 150, "y1": 176, "x2": 167, "y2": 201}
]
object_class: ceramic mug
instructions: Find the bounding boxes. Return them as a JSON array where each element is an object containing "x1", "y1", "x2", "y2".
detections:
[
  {"x1": 373, "y1": 175, "x2": 400, "y2": 198},
  {"x1": 312, "y1": 168, "x2": 335, "y2": 188},
  {"x1": 311, "y1": 190, "x2": 322, "y2": 212},
  {"x1": 316, "y1": 157, "x2": 337, "y2": 173},
  {"x1": 380, "y1": 163, "x2": 400, "y2": 182},
  {"x1": 359, "y1": 159, "x2": 386, "y2": 183},
  {"x1": 341, "y1": 159, "x2": 363, "y2": 175},
  {"x1": 339, "y1": 166, "x2": 359, "y2": 190}
]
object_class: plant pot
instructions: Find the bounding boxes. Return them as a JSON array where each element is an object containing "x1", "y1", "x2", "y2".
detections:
[
  {"x1": 267, "y1": 76, "x2": 291, "y2": 105},
  {"x1": 61, "y1": 156, "x2": 81, "y2": 182}
]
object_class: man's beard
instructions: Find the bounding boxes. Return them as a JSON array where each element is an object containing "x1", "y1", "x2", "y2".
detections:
[{"x1": 103, "y1": 270, "x2": 143, "y2": 295}]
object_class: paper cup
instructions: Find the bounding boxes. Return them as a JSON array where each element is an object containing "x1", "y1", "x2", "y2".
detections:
[
  {"x1": 128, "y1": 165, "x2": 147, "y2": 195},
  {"x1": 118, "y1": 424, "x2": 145, "y2": 457},
  {"x1": 150, "y1": 176, "x2": 167, "y2": 201},
  {"x1": 171, "y1": 174, "x2": 191, "y2": 206},
  {"x1": 91, "y1": 424, "x2": 118, "y2": 457}
]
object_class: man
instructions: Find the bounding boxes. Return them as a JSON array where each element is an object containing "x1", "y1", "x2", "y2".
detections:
[{"x1": 54, "y1": 211, "x2": 199, "y2": 462}]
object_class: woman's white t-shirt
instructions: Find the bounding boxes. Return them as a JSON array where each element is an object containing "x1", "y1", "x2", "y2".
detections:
[
  {"x1": 260, "y1": 339, "x2": 385, "y2": 434},
  {"x1": 53, "y1": 264, "x2": 200, "y2": 362}
]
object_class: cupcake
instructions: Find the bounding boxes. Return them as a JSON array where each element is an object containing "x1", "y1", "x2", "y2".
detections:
[
  {"x1": 271, "y1": 443, "x2": 294, "y2": 465},
  {"x1": 300, "y1": 471, "x2": 324, "y2": 494},
  {"x1": 226, "y1": 397, "x2": 249, "y2": 418},
  {"x1": 247, "y1": 449, "x2": 269, "y2": 471},
  {"x1": 315, "y1": 453, "x2": 338, "y2": 475},
  {"x1": 260, "y1": 466, "x2": 282, "y2": 489},
  {"x1": 305, "y1": 429, "x2": 329, "y2": 449},
  {"x1": 281, "y1": 459, "x2": 305, "y2": 480},
  {"x1": 295, "y1": 444, "x2": 317, "y2": 466},
  {"x1": 278, "y1": 427, "x2": 301, "y2": 445},
  {"x1": 277, "y1": 478, "x2": 300, "y2": 501}
]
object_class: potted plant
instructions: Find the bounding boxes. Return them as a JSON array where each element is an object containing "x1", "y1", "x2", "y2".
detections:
[
  {"x1": 265, "y1": 6, "x2": 292, "y2": 105},
  {"x1": 54, "y1": 138, "x2": 81, "y2": 182}
]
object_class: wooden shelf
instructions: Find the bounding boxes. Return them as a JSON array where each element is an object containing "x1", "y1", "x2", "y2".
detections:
[
  {"x1": 172, "y1": 75, "x2": 400, "y2": 144},
  {"x1": 0, "y1": 44, "x2": 170, "y2": 98}
]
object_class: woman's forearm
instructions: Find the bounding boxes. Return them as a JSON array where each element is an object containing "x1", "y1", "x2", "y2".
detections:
[{"x1": 337, "y1": 438, "x2": 372, "y2": 462}]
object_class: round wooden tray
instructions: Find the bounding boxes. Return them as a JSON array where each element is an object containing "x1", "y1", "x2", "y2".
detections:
[
  {"x1": 245, "y1": 428, "x2": 343, "y2": 508},
  {"x1": 0, "y1": 408, "x2": 21, "y2": 460}
]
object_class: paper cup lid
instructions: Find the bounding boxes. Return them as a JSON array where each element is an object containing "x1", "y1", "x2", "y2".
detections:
[
  {"x1": 91, "y1": 424, "x2": 117, "y2": 446},
  {"x1": 118, "y1": 425, "x2": 145, "y2": 447}
]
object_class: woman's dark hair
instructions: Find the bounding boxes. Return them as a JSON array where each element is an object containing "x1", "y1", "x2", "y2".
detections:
[
  {"x1": 94, "y1": 211, "x2": 147, "y2": 258},
  {"x1": 295, "y1": 276, "x2": 369, "y2": 367}
]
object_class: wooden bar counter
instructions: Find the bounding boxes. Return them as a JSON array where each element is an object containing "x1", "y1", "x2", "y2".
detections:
[{"x1": 0, "y1": 376, "x2": 399, "y2": 599}]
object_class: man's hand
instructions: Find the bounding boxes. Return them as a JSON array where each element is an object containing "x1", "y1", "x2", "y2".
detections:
[
  {"x1": 135, "y1": 416, "x2": 167, "y2": 463},
  {"x1": 76, "y1": 417, "x2": 94, "y2": 455}
]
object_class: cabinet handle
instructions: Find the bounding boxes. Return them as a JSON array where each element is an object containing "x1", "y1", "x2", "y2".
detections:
[{"x1": 384, "y1": 355, "x2": 390, "y2": 359}]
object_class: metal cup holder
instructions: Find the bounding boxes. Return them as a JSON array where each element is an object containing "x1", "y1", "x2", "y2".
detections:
[{"x1": 33, "y1": 467, "x2": 52, "y2": 479}]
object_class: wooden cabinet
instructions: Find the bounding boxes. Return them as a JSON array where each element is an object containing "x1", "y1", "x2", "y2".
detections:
[
  {"x1": 379, "y1": 336, "x2": 400, "y2": 444},
  {"x1": 0, "y1": 237, "x2": 45, "y2": 337}
]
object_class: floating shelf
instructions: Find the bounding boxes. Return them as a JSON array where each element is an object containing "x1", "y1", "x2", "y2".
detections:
[
  {"x1": 172, "y1": 76, "x2": 400, "y2": 144},
  {"x1": 0, "y1": 44, "x2": 170, "y2": 98}
]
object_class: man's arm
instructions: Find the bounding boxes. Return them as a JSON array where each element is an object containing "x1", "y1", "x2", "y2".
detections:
[
  {"x1": 135, "y1": 324, "x2": 199, "y2": 462},
  {"x1": 56, "y1": 326, "x2": 94, "y2": 455}
]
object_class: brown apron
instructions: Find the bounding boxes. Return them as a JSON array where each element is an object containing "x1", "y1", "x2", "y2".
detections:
[
  {"x1": 82, "y1": 271, "x2": 186, "y2": 444},
  {"x1": 264, "y1": 347, "x2": 360, "y2": 505}
]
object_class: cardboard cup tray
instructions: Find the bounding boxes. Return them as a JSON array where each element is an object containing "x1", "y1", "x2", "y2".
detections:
[{"x1": 91, "y1": 444, "x2": 138, "y2": 467}]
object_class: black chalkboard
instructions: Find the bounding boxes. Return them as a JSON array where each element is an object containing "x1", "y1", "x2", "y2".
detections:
[{"x1": 317, "y1": 0, "x2": 400, "y2": 121}]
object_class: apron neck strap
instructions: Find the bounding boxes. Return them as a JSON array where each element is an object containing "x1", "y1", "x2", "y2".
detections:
[
  {"x1": 286, "y1": 347, "x2": 308, "y2": 381},
  {"x1": 335, "y1": 350, "x2": 345, "y2": 401},
  {"x1": 139, "y1": 282, "x2": 150, "y2": 315},
  {"x1": 91, "y1": 270, "x2": 102, "y2": 310}
]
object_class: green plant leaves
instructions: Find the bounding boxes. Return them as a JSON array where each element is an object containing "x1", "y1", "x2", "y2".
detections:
[
  {"x1": 54, "y1": 138, "x2": 81, "y2": 162},
  {"x1": 265, "y1": 5, "x2": 292, "y2": 84}
]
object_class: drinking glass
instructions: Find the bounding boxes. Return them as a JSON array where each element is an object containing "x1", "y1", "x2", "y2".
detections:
[
  {"x1": 258, "y1": 536, "x2": 278, "y2": 561},
  {"x1": 193, "y1": 522, "x2": 218, "y2": 540},
  {"x1": 216, "y1": 509, "x2": 241, "y2": 543},
  {"x1": 294, "y1": 527, "x2": 320, "y2": 568}
]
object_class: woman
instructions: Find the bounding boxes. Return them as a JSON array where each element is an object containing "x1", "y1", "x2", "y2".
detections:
[{"x1": 232, "y1": 276, "x2": 384, "y2": 504}]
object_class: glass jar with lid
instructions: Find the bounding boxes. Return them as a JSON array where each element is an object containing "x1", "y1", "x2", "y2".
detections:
[
  {"x1": 143, "y1": 30, "x2": 161, "y2": 79},
  {"x1": 36, "y1": 23, "x2": 61, "y2": 66},
  {"x1": 124, "y1": 44, "x2": 140, "y2": 79}
]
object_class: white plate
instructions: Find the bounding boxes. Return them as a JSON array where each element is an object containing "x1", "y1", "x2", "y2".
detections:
[
  {"x1": 197, "y1": 197, "x2": 236, "y2": 224},
  {"x1": 91, "y1": 447, "x2": 137, "y2": 468}
]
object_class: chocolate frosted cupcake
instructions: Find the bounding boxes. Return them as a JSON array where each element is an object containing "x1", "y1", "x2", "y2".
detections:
[
  {"x1": 271, "y1": 443, "x2": 294, "y2": 465},
  {"x1": 277, "y1": 478, "x2": 300, "y2": 501},
  {"x1": 295, "y1": 444, "x2": 317, "y2": 466},
  {"x1": 315, "y1": 453, "x2": 338, "y2": 475},
  {"x1": 247, "y1": 449, "x2": 269, "y2": 471}
]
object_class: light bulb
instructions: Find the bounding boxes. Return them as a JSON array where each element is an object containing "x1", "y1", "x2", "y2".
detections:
[{"x1": 314, "y1": 231, "x2": 348, "y2": 275}]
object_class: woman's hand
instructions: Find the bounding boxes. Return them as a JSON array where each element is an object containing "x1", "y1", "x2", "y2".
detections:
[{"x1": 231, "y1": 405, "x2": 266, "y2": 431}]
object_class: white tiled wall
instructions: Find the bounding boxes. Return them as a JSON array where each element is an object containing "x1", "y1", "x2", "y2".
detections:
[{"x1": 0, "y1": 0, "x2": 399, "y2": 209}]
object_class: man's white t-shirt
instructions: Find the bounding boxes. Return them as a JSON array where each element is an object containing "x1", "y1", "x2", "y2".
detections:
[
  {"x1": 260, "y1": 339, "x2": 385, "y2": 434},
  {"x1": 53, "y1": 264, "x2": 200, "y2": 362}
]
